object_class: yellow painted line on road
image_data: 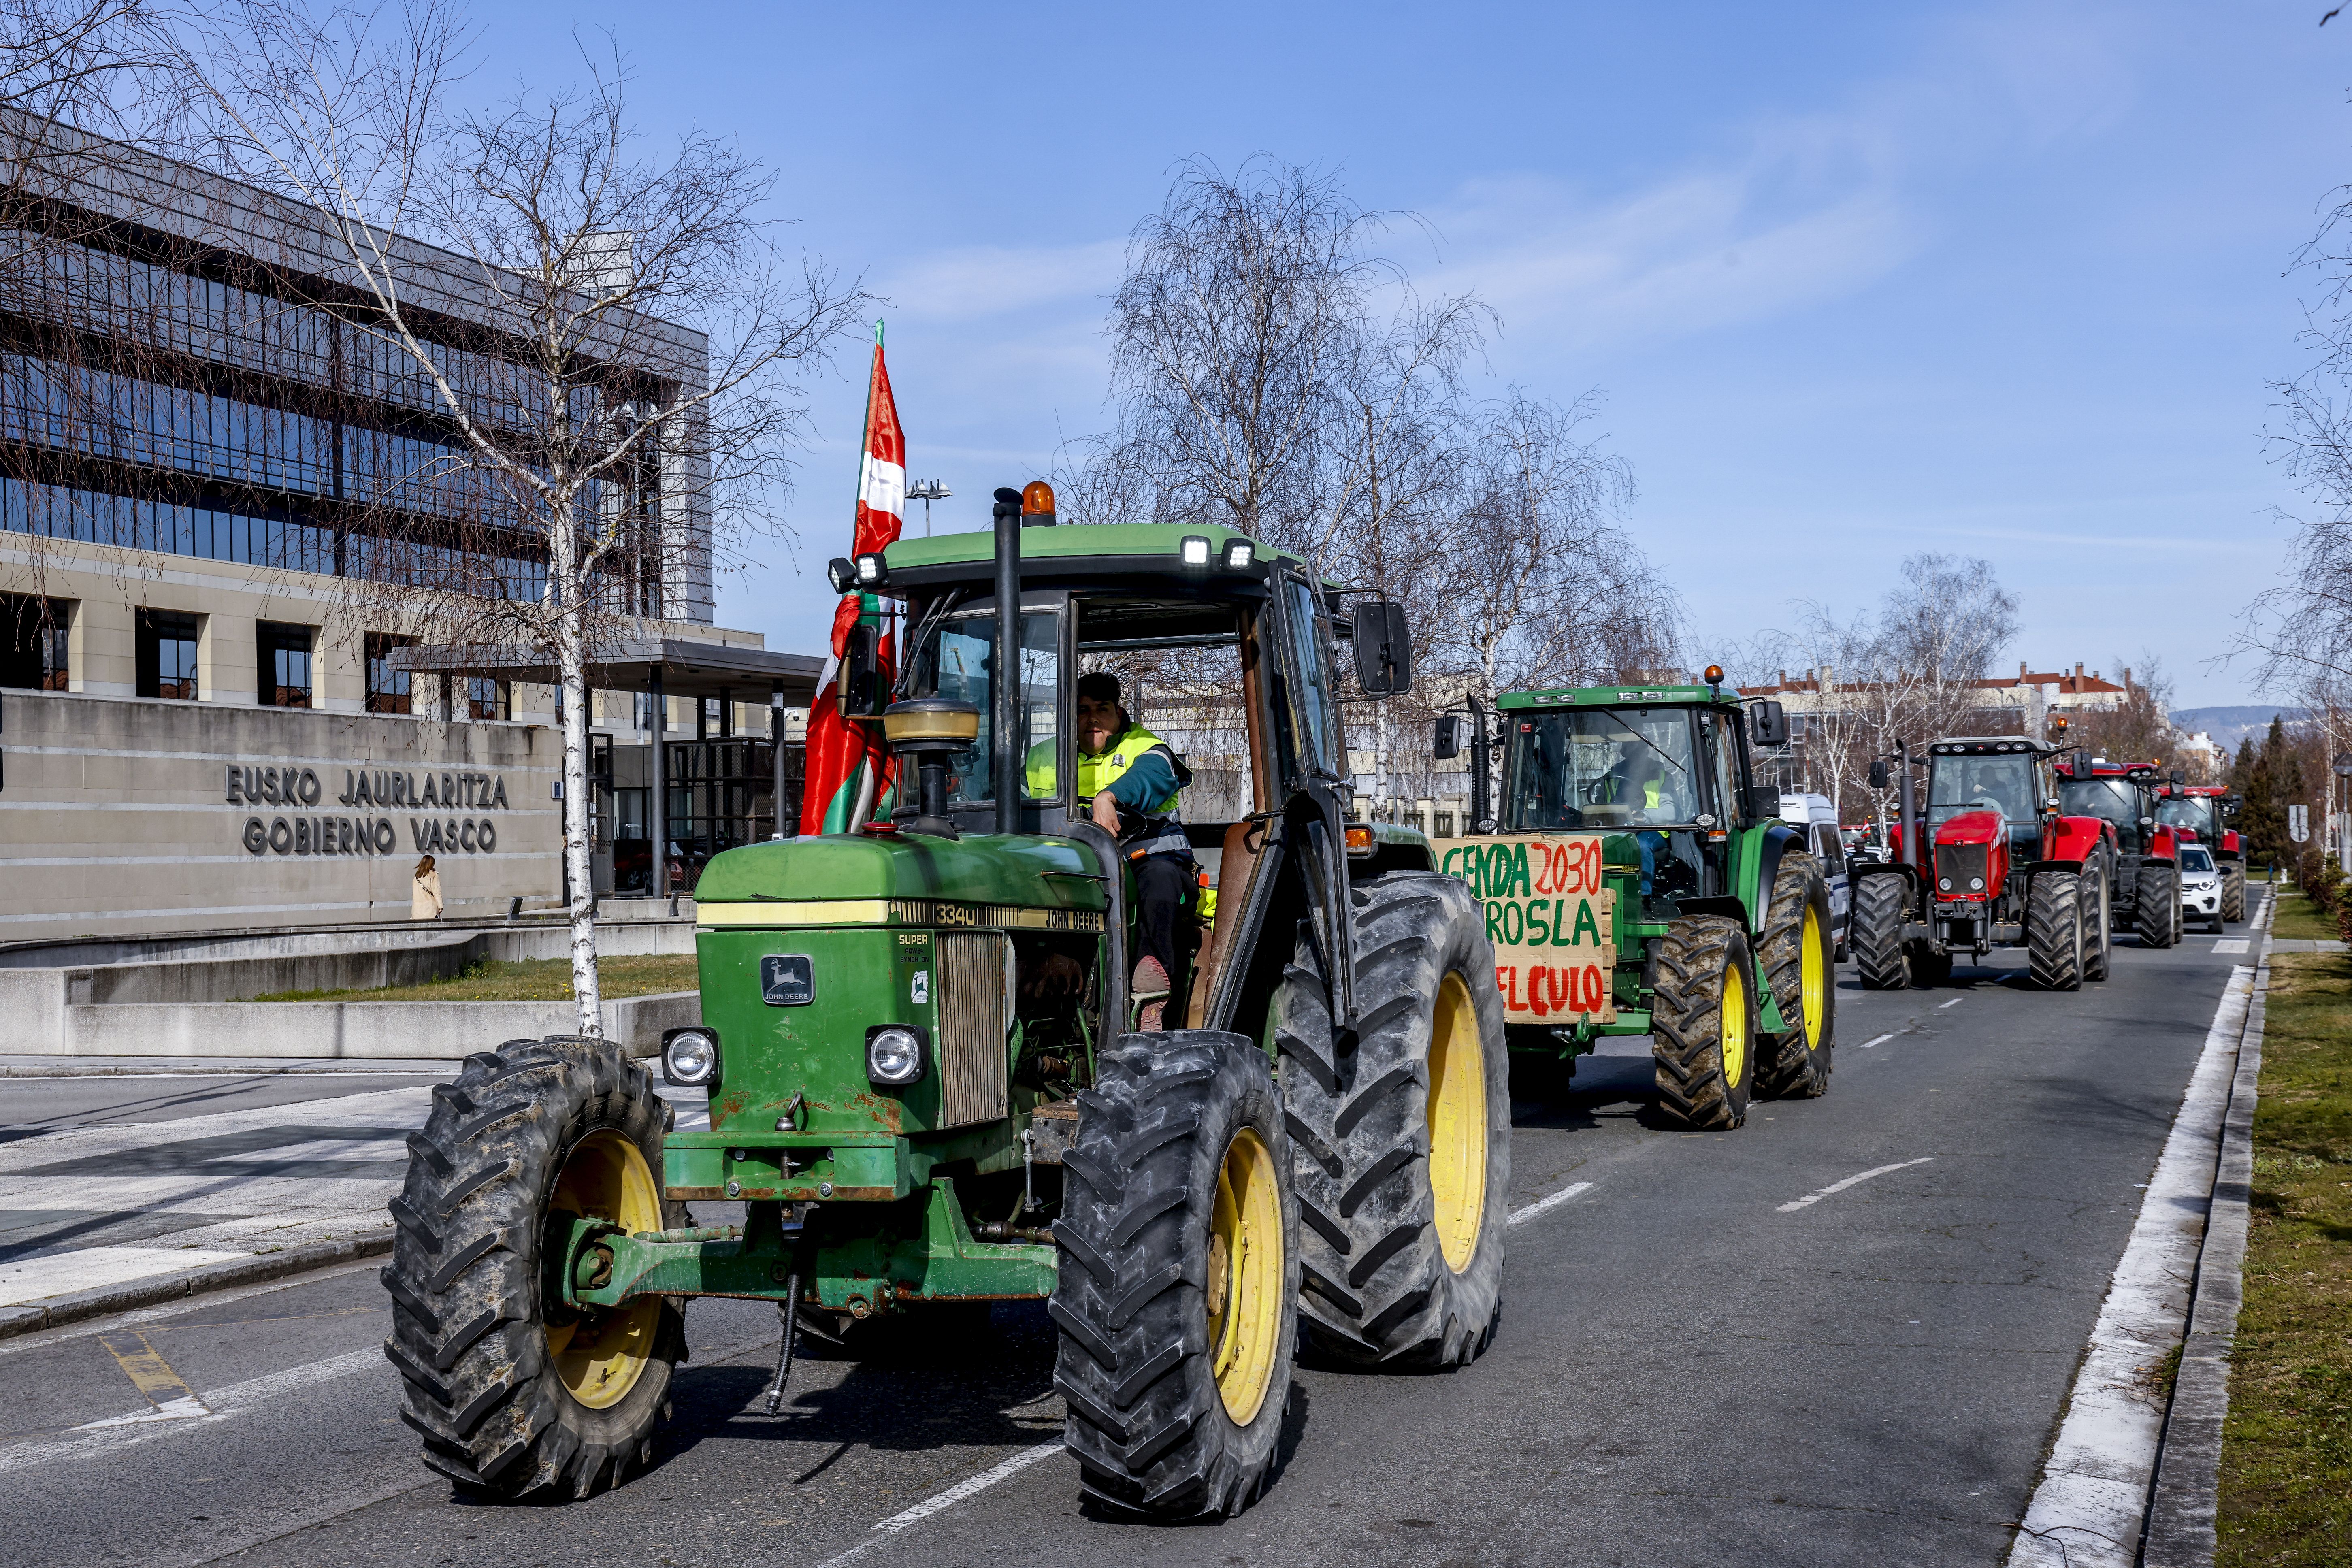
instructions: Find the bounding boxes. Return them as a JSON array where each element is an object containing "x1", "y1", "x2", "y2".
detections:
[{"x1": 96, "y1": 1332, "x2": 210, "y2": 1422}]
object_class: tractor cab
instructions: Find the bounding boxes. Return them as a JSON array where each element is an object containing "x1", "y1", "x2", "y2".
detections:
[{"x1": 2056, "y1": 758, "x2": 2164, "y2": 857}]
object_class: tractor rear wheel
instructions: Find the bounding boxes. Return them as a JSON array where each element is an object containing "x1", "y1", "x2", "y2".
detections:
[
  {"x1": 1651, "y1": 915, "x2": 1759, "y2": 1129},
  {"x1": 1851, "y1": 873, "x2": 1912, "y2": 990},
  {"x1": 2026, "y1": 872, "x2": 2084, "y2": 991},
  {"x1": 2082, "y1": 863, "x2": 2113, "y2": 982},
  {"x1": 1756, "y1": 851, "x2": 1834, "y2": 1099},
  {"x1": 1052, "y1": 1031, "x2": 1299, "y2": 1518},
  {"x1": 382, "y1": 1036, "x2": 684, "y2": 1500},
  {"x1": 2221, "y1": 862, "x2": 2247, "y2": 923},
  {"x1": 1276, "y1": 872, "x2": 1510, "y2": 1368},
  {"x1": 2136, "y1": 863, "x2": 2180, "y2": 948}
]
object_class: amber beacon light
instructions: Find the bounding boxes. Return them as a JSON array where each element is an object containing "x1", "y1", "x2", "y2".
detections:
[{"x1": 1020, "y1": 480, "x2": 1057, "y2": 526}]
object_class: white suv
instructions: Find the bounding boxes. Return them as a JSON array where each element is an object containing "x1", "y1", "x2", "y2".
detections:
[
  {"x1": 1777, "y1": 791, "x2": 1852, "y2": 959},
  {"x1": 2179, "y1": 845, "x2": 2224, "y2": 933}
]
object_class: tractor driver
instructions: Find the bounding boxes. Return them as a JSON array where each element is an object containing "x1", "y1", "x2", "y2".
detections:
[{"x1": 1029, "y1": 673, "x2": 1196, "y2": 1031}]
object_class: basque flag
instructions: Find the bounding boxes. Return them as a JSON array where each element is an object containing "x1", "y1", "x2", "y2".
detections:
[{"x1": 799, "y1": 324, "x2": 904, "y2": 835}]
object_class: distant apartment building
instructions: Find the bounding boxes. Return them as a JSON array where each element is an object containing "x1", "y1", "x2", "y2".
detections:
[{"x1": 0, "y1": 118, "x2": 813, "y2": 942}]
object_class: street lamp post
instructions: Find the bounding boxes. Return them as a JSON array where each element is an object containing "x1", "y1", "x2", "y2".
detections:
[
  {"x1": 2333, "y1": 753, "x2": 2352, "y2": 870},
  {"x1": 906, "y1": 479, "x2": 950, "y2": 536}
]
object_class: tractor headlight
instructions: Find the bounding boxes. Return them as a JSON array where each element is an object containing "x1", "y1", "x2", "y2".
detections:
[
  {"x1": 1939, "y1": 877, "x2": 1951, "y2": 891},
  {"x1": 1969, "y1": 877, "x2": 1983, "y2": 891},
  {"x1": 1179, "y1": 534, "x2": 1211, "y2": 567},
  {"x1": 866, "y1": 1025, "x2": 928, "y2": 1086},
  {"x1": 1223, "y1": 539, "x2": 1255, "y2": 569},
  {"x1": 663, "y1": 1027, "x2": 720, "y2": 1087}
]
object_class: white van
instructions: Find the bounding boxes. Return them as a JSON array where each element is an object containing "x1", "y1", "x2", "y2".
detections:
[{"x1": 1775, "y1": 791, "x2": 1851, "y2": 960}]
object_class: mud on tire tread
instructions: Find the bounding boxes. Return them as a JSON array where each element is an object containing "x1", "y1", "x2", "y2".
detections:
[
  {"x1": 381, "y1": 1035, "x2": 685, "y2": 1501},
  {"x1": 1274, "y1": 872, "x2": 1509, "y2": 1370},
  {"x1": 1851, "y1": 873, "x2": 1912, "y2": 990},
  {"x1": 1651, "y1": 915, "x2": 1758, "y2": 1130},
  {"x1": 1052, "y1": 1031, "x2": 1299, "y2": 1518},
  {"x1": 2027, "y1": 872, "x2": 2084, "y2": 991},
  {"x1": 1755, "y1": 850, "x2": 1834, "y2": 1099},
  {"x1": 2136, "y1": 863, "x2": 2180, "y2": 949}
]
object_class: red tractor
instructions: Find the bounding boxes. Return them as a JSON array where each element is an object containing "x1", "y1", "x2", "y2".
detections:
[
  {"x1": 2054, "y1": 757, "x2": 2186, "y2": 948},
  {"x1": 1850, "y1": 736, "x2": 2120, "y2": 990},
  {"x1": 2153, "y1": 783, "x2": 2247, "y2": 923}
]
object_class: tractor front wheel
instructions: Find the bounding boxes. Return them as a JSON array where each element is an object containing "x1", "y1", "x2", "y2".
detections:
[
  {"x1": 2221, "y1": 862, "x2": 2247, "y2": 923},
  {"x1": 382, "y1": 1036, "x2": 684, "y2": 1500},
  {"x1": 2136, "y1": 863, "x2": 2180, "y2": 949},
  {"x1": 2026, "y1": 872, "x2": 2084, "y2": 991},
  {"x1": 1053, "y1": 1031, "x2": 1299, "y2": 1518},
  {"x1": 1850, "y1": 873, "x2": 1913, "y2": 990},
  {"x1": 1276, "y1": 872, "x2": 1510, "y2": 1368},
  {"x1": 1756, "y1": 851, "x2": 1834, "y2": 1099},
  {"x1": 2083, "y1": 864, "x2": 2113, "y2": 982},
  {"x1": 1651, "y1": 915, "x2": 1759, "y2": 1129}
]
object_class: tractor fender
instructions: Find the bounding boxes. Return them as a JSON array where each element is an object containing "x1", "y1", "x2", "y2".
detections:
[
  {"x1": 2048, "y1": 815, "x2": 2107, "y2": 865},
  {"x1": 2021, "y1": 858, "x2": 2087, "y2": 879},
  {"x1": 1671, "y1": 895, "x2": 1752, "y2": 931},
  {"x1": 1751, "y1": 821, "x2": 1804, "y2": 921},
  {"x1": 1852, "y1": 860, "x2": 1922, "y2": 891}
]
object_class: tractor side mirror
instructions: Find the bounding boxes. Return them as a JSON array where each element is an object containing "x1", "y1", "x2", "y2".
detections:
[
  {"x1": 841, "y1": 623, "x2": 886, "y2": 718},
  {"x1": 1868, "y1": 759, "x2": 1891, "y2": 790},
  {"x1": 2072, "y1": 748, "x2": 2093, "y2": 780},
  {"x1": 1747, "y1": 700, "x2": 1788, "y2": 748},
  {"x1": 2170, "y1": 771, "x2": 2184, "y2": 785},
  {"x1": 1352, "y1": 600, "x2": 1414, "y2": 695},
  {"x1": 1432, "y1": 714, "x2": 1468, "y2": 761}
]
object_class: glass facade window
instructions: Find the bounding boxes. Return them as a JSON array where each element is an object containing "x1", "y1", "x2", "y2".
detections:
[
  {"x1": 0, "y1": 592, "x2": 69, "y2": 690},
  {"x1": 365, "y1": 631, "x2": 412, "y2": 714},
  {"x1": 258, "y1": 621, "x2": 311, "y2": 707},
  {"x1": 464, "y1": 675, "x2": 507, "y2": 721},
  {"x1": 136, "y1": 609, "x2": 198, "y2": 700}
]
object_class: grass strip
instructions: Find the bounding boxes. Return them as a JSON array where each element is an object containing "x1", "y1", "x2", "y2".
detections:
[
  {"x1": 250, "y1": 954, "x2": 700, "y2": 1003},
  {"x1": 2216, "y1": 948, "x2": 2352, "y2": 1566},
  {"x1": 2269, "y1": 887, "x2": 2340, "y2": 943}
]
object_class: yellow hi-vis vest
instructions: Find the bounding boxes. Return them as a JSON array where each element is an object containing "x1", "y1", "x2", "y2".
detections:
[{"x1": 1029, "y1": 723, "x2": 1189, "y2": 855}]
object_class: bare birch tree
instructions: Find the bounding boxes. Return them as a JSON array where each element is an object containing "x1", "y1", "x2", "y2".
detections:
[{"x1": 178, "y1": 2, "x2": 864, "y2": 1032}]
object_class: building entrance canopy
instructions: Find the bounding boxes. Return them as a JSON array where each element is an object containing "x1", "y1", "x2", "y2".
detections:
[{"x1": 392, "y1": 637, "x2": 827, "y2": 899}]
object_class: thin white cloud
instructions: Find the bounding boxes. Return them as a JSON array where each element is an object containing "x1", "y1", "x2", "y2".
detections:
[{"x1": 874, "y1": 239, "x2": 1125, "y2": 322}]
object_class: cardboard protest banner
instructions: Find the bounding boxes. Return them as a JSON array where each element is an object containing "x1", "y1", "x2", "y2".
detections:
[{"x1": 1438, "y1": 834, "x2": 1617, "y2": 1025}]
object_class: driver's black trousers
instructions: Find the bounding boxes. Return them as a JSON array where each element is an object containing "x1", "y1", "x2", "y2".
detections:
[{"x1": 1131, "y1": 852, "x2": 1192, "y2": 986}]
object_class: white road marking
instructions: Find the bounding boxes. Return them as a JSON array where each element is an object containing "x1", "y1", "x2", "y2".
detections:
[
  {"x1": 1507, "y1": 1182, "x2": 1595, "y2": 1227},
  {"x1": 2213, "y1": 938, "x2": 2250, "y2": 954},
  {"x1": 2009, "y1": 964, "x2": 2257, "y2": 1567},
  {"x1": 1777, "y1": 1157, "x2": 1935, "y2": 1213},
  {"x1": 77, "y1": 1394, "x2": 209, "y2": 1429},
  {"x1": 811, "y1": 1442, "x2": 1067, "y2": 1568},
  {"x1": 0, "y1": 1345, "x2": 381, "y2": 1474},
  {"x1": 1939, "y1": 997, "x2": 1966, "y2": 1009},
  {"x1": 1859, "y1": 1033, "x2": 1898, "y2": 1049}
]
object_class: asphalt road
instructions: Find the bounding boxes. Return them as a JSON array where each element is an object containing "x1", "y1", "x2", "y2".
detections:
[{"x1": 0, "y1": 927, "x2": 2248, "y2": 1568}]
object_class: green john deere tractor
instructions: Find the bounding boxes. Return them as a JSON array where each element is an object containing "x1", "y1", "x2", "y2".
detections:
[
  {"x1": 1434, "y1": 673, "x2": 1836, "y2": 1128},
  {"x1": 381, "y1": 485, "x2": 1510, "y2": 1518}
]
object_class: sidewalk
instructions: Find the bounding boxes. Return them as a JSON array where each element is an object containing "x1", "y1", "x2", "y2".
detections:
[{"x1": 0, "y1": 1061, "x2": 707, "y2": 1333}]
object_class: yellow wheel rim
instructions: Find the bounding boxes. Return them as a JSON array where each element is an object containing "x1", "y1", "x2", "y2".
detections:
[
  {"x1": 545, "y1": 1129, "x2": 663, "y2": 1410},
  {"x1": 1800, "y1": 904, "x2": 1826, "y2": 1050},
  {"x1": 1208, "y1": 1127, "x2": 1284, "y2": 1426},
  {"x1": 1425, "y1": 971, "x2": 1488, "y2": 1273},
  {"x1": 1721, "y1": 960, "x2": 1749, "y2": 1090}
]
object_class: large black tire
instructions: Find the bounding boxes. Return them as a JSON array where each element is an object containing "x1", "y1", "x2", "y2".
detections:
[
  {"x1": 2221, "y1": 862, "x2": 2247, "y2": 923},
  {"x1": 1851, "y1": 873, "x2": 1912, "y2": 990},
  {"x1": 383, "y1": 1036, "x2": 685, "y2": 1500},
  {"x1": 1651, "y1": 915, "x2": 1759, "y2": 1130},
  {"x1": 2082, "y1": 862, "x2": 2113, "y2": 982},
  {"x1": 1276, "y1": 872, "x2": 1509, "y2": 1368},
  {"x1": 1756, "y1": 850, "x2": 1834, "y2": 1099},
  {"x1": 2026, "y1": 872, "x2": 2084, "y2": 991},
  {"x1": 2136, "y1": 862, "x2": 2179, "y2": 948},
  {"x1": 1053, "y1": 1031, "x2": 1299, "y2": 1518}
]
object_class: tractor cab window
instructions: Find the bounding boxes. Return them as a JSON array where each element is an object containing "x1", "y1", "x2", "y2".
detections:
[
  {"x1": 1274, "y1": 574, "x2": 1340, "y2": 783},
  {"x1": 908, "y1": 606, "x2": 1063, "y2": 804},
  {"x1": 2061, "y1": 778, "x2": 2139, "y2": 835},
  {"x1": 1701, "y1": 711, "x2": 1742, "y2": 824},
  {"x1": 2155, "y1": 795, "x2": 2213, "y2": 838},
  {"x1": 1927, "y1": 755, "x2": 2034, "y2": 835},
  {"x1": 1503, "y1": 707, "x2": 1701, "y2": 831}
]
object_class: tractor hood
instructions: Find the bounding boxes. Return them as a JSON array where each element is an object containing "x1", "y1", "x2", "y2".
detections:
[
  {"x1": 1934, "y1": 810, "x2": 2008, "y2": 847},
  {"x1": 692, "y1": 833, "x2": 1110, "y2": 919}
]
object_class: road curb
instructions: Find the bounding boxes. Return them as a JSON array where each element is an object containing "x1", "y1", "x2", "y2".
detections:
[
  {"x1": 0, "y1": 1232, "x2": 392, "y2": 1341},
  {"x1": 2141, "y1": 900, "x2": 2274, "y2": 1564},
  {"x1": 2007, "y1": 891, "x2": 2269, "y2": 1568}
]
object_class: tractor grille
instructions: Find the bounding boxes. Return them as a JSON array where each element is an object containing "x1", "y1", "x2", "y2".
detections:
[
  {"x1": 934, "y1": 931, "x2": 1009, "y2": 1129},
  {"x1": 1935, "y1": 841, "x2": 1988, "y2": 896}
]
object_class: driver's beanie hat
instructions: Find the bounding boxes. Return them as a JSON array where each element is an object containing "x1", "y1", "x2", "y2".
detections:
[{"x1": 1078, "y1": 672, "x2": 1121, "y2": 706}]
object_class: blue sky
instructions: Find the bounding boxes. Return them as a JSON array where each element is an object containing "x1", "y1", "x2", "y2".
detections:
[{"x1": 470, "y1": 0, "x2": 2352, "y2": 708}]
